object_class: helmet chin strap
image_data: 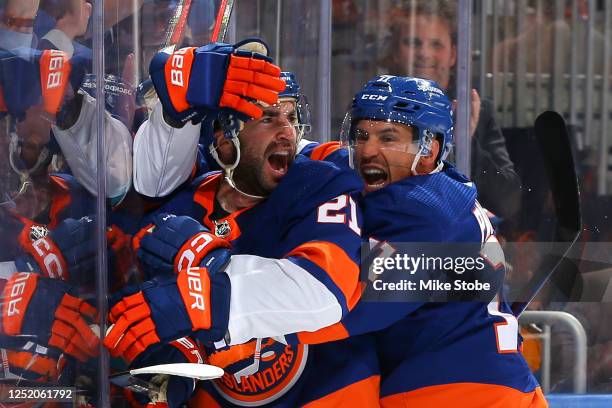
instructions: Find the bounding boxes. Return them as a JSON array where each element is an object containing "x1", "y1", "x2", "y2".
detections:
[
  {"x1": 410, "y1": 141, "x2": 444, "y2": 176},
  {"x1": 8, "y1": 130, "x2": 50, "y2": 199},
  {"x1": 209, "y1": 137, "x2": 267, "y2": 200}
]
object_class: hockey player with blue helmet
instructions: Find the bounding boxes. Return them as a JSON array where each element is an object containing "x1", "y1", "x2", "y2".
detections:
[
  {"x1": 132, "y1": 55, "x2": 314, "y2": 198},
  {"x1": 340, "y1": 75, "x2": 453, "y2": 186},
  {"x1": 302, "y1": 75, "x2": 546, "y2": 407}
]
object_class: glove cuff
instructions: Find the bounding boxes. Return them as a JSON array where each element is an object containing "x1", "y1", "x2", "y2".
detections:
[
  {"x1": 19, "y1": 236, "x2": 69, "y2": 280},
  {"x1": 207, "y1": 270, "x2": 231, "y2": 343},
  {"x1": 173, "y1": 232, "x2": 231, "y2": 273}
]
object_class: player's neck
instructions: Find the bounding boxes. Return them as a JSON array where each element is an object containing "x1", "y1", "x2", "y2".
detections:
[{"x1": 216, "y1": 179, "x2": 264, "y2": 213}]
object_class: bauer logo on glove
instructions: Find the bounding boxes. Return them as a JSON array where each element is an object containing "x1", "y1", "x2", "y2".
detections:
[{"x1": 149, "y1": 38, "x2": 285, "y2": 124}]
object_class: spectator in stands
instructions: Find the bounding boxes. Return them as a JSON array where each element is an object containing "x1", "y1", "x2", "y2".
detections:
[
  {"x1": 37, "y1": 0, "x2": 91, "y2": 58},
  {"x1": 0, "y1": 0, "x2": 39, "y2": 49},
  {"x1": 380, "y1": 0, "x2": 521, "y2": 219}
]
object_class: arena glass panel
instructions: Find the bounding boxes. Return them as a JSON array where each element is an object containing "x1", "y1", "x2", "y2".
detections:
[
  {"x1": 473, "y1": 0, "x2": 612, "y2": 396},
  {"x1": 0, "y1": 0, "x2": 108, "y2": 406},
  {"x1": 0, "y1": 0, "x2": 228, "y2": 406}
]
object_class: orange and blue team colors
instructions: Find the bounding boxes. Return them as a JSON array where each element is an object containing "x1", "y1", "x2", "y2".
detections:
[
  {"x1": 284, "y1": 153, "x2": 547, "y2": 408},
  {"x1": 159, "y1": 44, "x2": 285, "y2": 121},
  {"x1": 134, "y1": 154, "x2": 380, "y2": 407}
]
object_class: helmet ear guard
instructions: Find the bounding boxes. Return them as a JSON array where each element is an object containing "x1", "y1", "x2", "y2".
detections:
[{"x1": 279, "y1": 72, "x2": 311, "y2": 142}]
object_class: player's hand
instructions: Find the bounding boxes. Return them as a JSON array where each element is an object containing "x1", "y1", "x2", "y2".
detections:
[
  {"x1": 108, "y1": 224, "x2": 137, "y2": 291},
  {"x1": 1, "y1": 272, "x2": 99, "y2": 362},
  {"x1": 149, "y1": 38, "x2": 286, "y2": 124},
  {"x1": 16, "y1": 216, "x2": 96, "y2": 282},
  {"x1": 123, "y1": 337, "x2": 203, "y2": 408},
  {"x1": 135, "y1": 213, "x2": 231, "y2": 278},
  {"x1": 0, "y1": 48, "x2": 72, "y2": 121},
  {"x1": 0, "y1": 337, "x2": 67, "y2": 383},
  {"x1": 104, "y1": 265, "x2": 231, "y2": 363}
]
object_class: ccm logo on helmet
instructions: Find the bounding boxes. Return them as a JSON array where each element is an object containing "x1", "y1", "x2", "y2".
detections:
[{"x1": 361, "y1": 94, "x2": 388, "y2": 101}]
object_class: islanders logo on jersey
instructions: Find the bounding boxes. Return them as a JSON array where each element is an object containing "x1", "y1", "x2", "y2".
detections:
[{"x1": 207, "y1": 338, "x2": 309, "y2": 406}]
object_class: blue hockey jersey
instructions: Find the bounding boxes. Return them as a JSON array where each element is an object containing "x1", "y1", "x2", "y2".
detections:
[
  {"x1": 289, "y1": 163, "x2": 546, "y2": 408},
  {"x1": 142, "y1": 155, "x2": 380, "y2": 407}
]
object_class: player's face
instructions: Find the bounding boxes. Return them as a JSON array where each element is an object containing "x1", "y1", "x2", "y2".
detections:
[
  {"x1": 394, "y1": 15, "x2": 456, "y2": 90},
  {"x1": 234, "y1": 100, "x2": 298, "y2": 196},
  {"x1": 353, "y1": 120, "x2": 418, "y2": 193}
]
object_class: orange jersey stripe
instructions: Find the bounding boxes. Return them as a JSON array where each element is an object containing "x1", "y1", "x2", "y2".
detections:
[
  {"x1": 309, "y1": 142, "x2": 342, "y2": 162},
  {"x1": 7, "y1": 351, "x2": 58, "y2": 379},
  {"x1": 380, "y1": 383, "x2": 548, "y2": 408},
  {"x1": 303, "y1": 375, "x2": 380, "y2": 408},
  {"x1": 297, "y1": 321, "x2": 349, "y2": 344},
  {"x1": 207, "y1": 338, "x2": 276, "y2": 369},
  {"x1": 287, "y1": 241, "x2": 361, "y2": 311}
]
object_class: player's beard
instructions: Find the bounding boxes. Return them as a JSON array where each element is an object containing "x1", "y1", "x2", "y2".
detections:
[
  {"x1": 233, "y1": 140, "x2": 296, "y2": 197},
  {"x1": 232, "y1": 158, "x2": 270, "y2": 197}
]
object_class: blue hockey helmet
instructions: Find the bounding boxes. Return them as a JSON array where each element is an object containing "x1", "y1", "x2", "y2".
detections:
[
  {"x1": 279, "y1": 71, "x2": 311, "y2": 141},
  {"x1": 340, "y1": 75, "x2": 454, "y2": 170}
]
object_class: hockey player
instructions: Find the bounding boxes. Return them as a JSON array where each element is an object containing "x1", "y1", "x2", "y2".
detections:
[
  {"x1": 0, "y1": 46, "x2": 133, "y2": 205},
  {"x1": 0, "y1": 47, "x2": 140, "y2": 389},
  {"x1": 104, "y1": 41, "x2": 379, "y2": 407},
  {"x1": 307, "y1": 75, "x2": 544, "y2": 407}
]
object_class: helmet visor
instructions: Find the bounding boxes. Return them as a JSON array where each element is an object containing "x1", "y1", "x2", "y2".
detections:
[{"x1": 340, "y1": 110, "x2": 420, "y2": 170}]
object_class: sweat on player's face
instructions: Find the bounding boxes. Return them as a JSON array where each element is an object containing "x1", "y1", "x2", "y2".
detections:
[
  {"x1": 251, "y1": 99, "x2": 300, "y2": 132},
  {"x1": 352, "y1": 120, "x2": 438, "y2": 190}
]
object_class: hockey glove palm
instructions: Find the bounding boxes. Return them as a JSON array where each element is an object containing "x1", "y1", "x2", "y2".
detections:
[
  {"x1": 104, "y1": 262, "x2": 231, "y2": 363},
  {"x1": 149, "y1": 38, "x2": 285, "y2": 124}
]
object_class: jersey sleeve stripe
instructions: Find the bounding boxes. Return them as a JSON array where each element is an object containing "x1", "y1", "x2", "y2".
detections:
[
  {"x1": 308, "y1": 141, "x2": 342, "y2": 161},
  {"x1": 296, "y1": 321, "x2": 349, "y2": 344},
  {"x1": 287, "y1": 241, "x2": 361, "y2": 312}
]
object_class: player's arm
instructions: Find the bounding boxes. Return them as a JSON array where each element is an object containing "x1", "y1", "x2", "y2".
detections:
[
  {"x1": 133, "y1": 100, "x2": 202, "y2": 198},
  {"x1": 104, "y1": 194, "x2": 362, "y2": 361},
  {"x1": 223, "y1": 194, "x2": 363, "y2": 345},
  {"x1": 52, "y1": 91, "x2": 133, "y2": 204}
]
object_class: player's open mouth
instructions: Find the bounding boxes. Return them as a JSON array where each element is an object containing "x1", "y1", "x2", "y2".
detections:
[
  {"x1": 360, "y1": 166, "x2": 388, "y2": 190},
  {"x1": 267, "y1": 151, "x2": 291, "y2": 178}
]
